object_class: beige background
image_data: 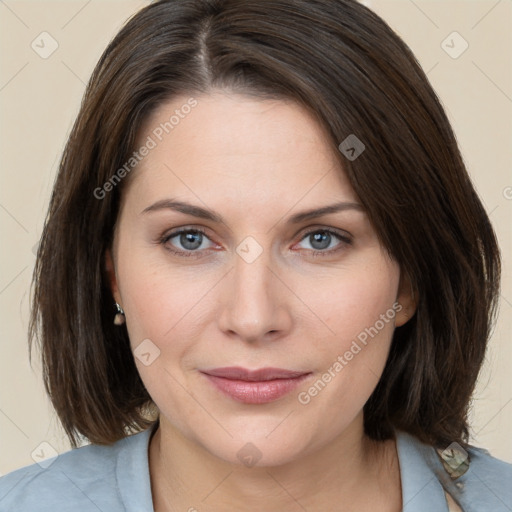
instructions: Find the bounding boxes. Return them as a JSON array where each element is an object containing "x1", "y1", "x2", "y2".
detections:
[{"x1": 0, "y1": 0, "x2": 511, "y2": 475}]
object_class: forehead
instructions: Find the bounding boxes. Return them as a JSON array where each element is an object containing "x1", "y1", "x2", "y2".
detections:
[{"x1": 125, "y1": 92, "x2": 358, "y2": 210}]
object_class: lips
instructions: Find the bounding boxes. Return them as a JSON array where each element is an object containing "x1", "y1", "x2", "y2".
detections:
[
  {"x1": 200, "y1": 366, "x2": 312, "y2": 404},
  {"x1": 202, "y1": 366, "x2": 309, "y2": 381}
]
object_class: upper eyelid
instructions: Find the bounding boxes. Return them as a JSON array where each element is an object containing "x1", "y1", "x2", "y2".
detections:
[
  {"x1": 297, "y1": 225, "x2": 352, "y2": 238},
  {"x1": 162, "y1": 226, "x2": 211, "y2": 243},
  {"x1": 163, "y1": 225, "x2": 350, "y2": 238}
]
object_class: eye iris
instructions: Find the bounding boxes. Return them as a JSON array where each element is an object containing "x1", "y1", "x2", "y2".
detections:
[
  {"x1": 310, "y1": 231, "x2": 331, "y2": 250},
  {"x1": 180, "y1": 231, "x2": 202, "y2": 250}
]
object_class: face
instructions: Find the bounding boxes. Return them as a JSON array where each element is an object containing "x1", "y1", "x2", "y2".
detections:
[{"x1": 107, "y1": 91, "x2": 414, "y2": 467}]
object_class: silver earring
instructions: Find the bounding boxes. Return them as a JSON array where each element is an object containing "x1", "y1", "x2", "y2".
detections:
[{"x1": 114, "y1": 302, "x2": 125, "y2": 325}]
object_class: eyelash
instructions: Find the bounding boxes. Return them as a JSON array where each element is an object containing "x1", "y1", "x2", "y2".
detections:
[
  {"x1": 159, "y1": 227, "x2": 352, "y2": 259},
  {"x1": 159, "y1": 227, "x2": 213, "y2": 258}
]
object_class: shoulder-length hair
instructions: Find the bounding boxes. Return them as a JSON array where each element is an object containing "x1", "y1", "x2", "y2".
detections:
[{"x1": 30, "y1": 0, "x2": 500, "y2": 448}]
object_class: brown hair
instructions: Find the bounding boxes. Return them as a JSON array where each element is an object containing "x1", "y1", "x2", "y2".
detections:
[{"x1": 30, "y1": 0, "x2": 500, "y2": 449}]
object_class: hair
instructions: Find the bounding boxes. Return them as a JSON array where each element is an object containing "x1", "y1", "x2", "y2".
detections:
[{"x1": 30, "y1": 0, "x2": 500, "y2": 449}]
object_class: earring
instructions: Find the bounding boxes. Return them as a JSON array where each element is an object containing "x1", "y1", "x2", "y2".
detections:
[{"x1": 114, "y1": 302, "x2": 125, "y2": 325}]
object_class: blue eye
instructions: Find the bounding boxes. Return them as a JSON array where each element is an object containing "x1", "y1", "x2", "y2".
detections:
[
  {"x1": 161, "y1": 228, "x2": 215, "y2": 256},
  {"x1": 159, "y1": 227, "x2": 351, "y2": 259},
  {"x1": 296, "y1": 229, "x2": 351, "y2": 255}
]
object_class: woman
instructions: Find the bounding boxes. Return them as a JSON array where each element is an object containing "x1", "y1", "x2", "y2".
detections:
[{"x1": 0, "y1": 0, "x2": 510, "y2": 510}]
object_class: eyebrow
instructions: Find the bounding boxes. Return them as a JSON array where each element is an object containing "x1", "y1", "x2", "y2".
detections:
[{"x1": 141, "y1": 199, "x2": 364, "y2": 224}]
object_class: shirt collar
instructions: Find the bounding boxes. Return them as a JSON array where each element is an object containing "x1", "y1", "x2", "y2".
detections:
[
  {"x1": 115, "y1": 426, "x2": 450, "y2": 512},
  {"x1": 115, "y1": 425, "x2": 156, "y2": 512},
  {"x1": 395, "y1": 430, "x2": 450, "y2": 512}
]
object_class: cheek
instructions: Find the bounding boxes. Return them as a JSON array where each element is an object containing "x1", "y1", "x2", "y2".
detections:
[
  {"x1": 295, "y1": 256, "x2": 400, "y2": 409},
  {"x1": 116, "y1": 256, "x2": 216, "y2": 416},
  {"x1": 114, "y1": 235, "x2": 213, "y2": 347},
  {"x1": 306, "y1": 256, "x2": 400, "y2": 352}
]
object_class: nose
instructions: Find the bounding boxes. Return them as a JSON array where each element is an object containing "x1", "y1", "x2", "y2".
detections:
[{"x1": 217, "y1": 243, "x2": 293, "y2": 344}]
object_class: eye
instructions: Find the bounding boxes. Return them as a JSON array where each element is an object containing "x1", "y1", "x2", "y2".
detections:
[
  {"x1": 161, "y1": 228, "x2": 217, "y2": 256},
  {"x1": 294, "y1": 228, "x2": 351, "y2": 255}
]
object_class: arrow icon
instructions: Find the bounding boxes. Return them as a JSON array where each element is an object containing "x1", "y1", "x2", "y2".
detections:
[
  {"x1": 236, "y1": 442, "x2": 263, "y2": 467},
  {"x1": 441, "y1": 31, "x2": 468, "y2": 59},
  {"x1": 31, "y1": 441, "x2": 59, "y2": 468},
  {"x1": 31, "y1": 31, "x2": 59, "y2": 59},
  {"x1": 236, "y1": 236, "x2": 263, "y2": 263},
  {"x1": 338, "y1": 134, "x2": 365, "y2": 161},
  {"x1": 134, "y1": 339, "x2": 161, "y2": 366}
]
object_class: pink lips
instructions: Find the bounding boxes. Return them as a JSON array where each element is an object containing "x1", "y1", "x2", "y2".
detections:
[{"x1": 201, "y1": 366, "x2": 312, "y2": 404}]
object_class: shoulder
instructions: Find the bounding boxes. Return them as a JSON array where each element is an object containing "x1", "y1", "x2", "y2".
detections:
[
  {"x1": 396, "y1": 430, "x2": 512, "y2": 511},
  {"x1": 0, "y1": 429, "x2": 154, "y2": 512},
  {"x1": 456, "y1": 443, "x2": 512, "y2": 508}
]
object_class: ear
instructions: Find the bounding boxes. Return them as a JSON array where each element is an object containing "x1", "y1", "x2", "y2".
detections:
[
  {"x1": 105, "y1": 248, "x2": 121, "y2": 305},
  {"x1": 394, "y1": 271, "x2": 418, "y2": 327}
]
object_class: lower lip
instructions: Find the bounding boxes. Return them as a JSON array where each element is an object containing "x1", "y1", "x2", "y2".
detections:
[{"x1": 203, "y1": 373, "x2": 312, "y2": 404}]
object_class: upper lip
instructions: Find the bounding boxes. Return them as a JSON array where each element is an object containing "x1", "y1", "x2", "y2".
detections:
[{"x1": 201, "y1": 367, "x2": 310, "y2": 381}]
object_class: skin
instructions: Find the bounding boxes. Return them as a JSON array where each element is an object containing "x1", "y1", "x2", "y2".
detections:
[{"x1": 106, "y1": 91, "x2": 416, "y2": 511}]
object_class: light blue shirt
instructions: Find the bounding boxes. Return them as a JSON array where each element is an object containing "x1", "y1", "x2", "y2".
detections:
[{"x1": 1, "y1": 426, "x2": 511, "y2": 511}]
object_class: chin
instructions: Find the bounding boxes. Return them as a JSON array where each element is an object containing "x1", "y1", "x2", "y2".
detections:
[
  {"x1": 208, "y1": 439, "x2": 308, "y2": 468},
  {"x1": 190, "y1": 418, "x2": 320, "y2": 469}
]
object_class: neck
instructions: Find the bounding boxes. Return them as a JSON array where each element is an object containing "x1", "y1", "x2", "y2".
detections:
[{"x1": 148, "y1": 414, "x2": 401, "y2": 512}]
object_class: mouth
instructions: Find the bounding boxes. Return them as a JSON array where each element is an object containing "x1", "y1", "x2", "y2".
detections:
[{"x1": 200, "y1": 366, "x2": 313, "y2": 404}]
